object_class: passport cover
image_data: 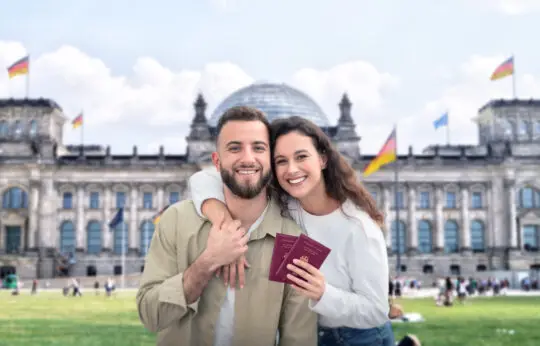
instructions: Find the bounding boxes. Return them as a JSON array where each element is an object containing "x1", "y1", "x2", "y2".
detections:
[
  {"x1": 269, "y1": 233, "x2": 298, "y2": 283},
  {"x1": 275, "y1": 233, "x2": 331, "y2": 285}
]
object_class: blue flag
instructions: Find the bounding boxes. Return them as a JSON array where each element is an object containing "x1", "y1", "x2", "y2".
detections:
[
  {"x1": 433, "y1": 112, "x2": 448, "y2": 129},
  {"x1": 108, "y1": 207, "x2": 124, "y2": 230}
]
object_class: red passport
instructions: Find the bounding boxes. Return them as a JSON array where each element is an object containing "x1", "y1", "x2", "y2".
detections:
[
  {"x1": 274, "y1": 233, "x2": 331, "y2": 285},
  {"x1": 269, "y1": 233, "x2": 298, "y2": 283}
]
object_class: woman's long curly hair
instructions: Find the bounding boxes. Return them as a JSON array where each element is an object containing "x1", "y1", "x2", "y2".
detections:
[{"x1": 269, "y1": 116, "x2": 384, "y2": 228}]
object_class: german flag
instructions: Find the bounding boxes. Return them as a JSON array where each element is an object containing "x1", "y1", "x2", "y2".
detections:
[
  {"x1": 72, "y1": 113, "x2": 83, "y2": 129},
  {"x1": 7, "y1": 56, "x2": 29, "y2": 78},
  {"x1": 490, "y1": 56, "x2": 514, "y2": 81},
  {"x1": 363, "y1": 128, "x2": 397, "y2": 177},
  {"x1": 153, "y1": 204, "x2": 171, "y2": 226}
]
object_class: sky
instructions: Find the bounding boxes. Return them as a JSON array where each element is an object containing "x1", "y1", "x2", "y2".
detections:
[{"x1": 1, "y1": 0, "x2": 539, "y2": 155}]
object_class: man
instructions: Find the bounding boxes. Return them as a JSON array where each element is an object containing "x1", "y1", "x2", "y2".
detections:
[{"x1": 136, "y1": 106, "x2": 317, "y2": 346}]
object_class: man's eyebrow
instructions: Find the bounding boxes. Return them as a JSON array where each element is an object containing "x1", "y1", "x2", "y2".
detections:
[
  {"x1": 253, "y1": 141, "x2": 269, "y2": 147},
  {"x1": 225, "y1": 141, "x2": 241, "y2": 147}
]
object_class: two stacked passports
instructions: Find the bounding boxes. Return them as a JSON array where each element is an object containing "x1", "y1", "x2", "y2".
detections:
[{"x1": 269, "y1": 233, "x2": 331, "y2": 284}]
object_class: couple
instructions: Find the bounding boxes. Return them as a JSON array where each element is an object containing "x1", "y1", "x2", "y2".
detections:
[{"x1": 137, "y1": 106, "x2": 393, "y2": 346}]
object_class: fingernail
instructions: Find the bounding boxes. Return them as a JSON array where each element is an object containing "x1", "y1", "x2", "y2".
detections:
[
  {"x1": 293, "y1": 259, "x2": 299, "y2": 264},
  {"x1": 287, "y1": 264, "x2": 293, "y2": 270}
]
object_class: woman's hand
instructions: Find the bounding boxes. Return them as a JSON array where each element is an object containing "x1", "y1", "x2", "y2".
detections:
[{"x1": 286, "y1": 258, "x2": 325, "y2": 301}]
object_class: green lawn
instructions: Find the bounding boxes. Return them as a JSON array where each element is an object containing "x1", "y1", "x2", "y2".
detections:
[{"x1": 1, "y1": 290, "x2": 539, "y2": 345}]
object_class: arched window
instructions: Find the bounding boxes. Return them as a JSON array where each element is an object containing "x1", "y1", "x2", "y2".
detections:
[
  {"x1": 60, "y1": 221, "x2": 76, "y2": 254},
  {"x1": 391, "y1": 220, "x2": 407, "y2": 254},
  {"x1": 470, "y1": 220, "x2": 485, "y2": 252},
  {"x1": 0, "y1": 121, "x2": 8, "y2": 137},
  {"x1": 29, "y1": 120, "x2": 38, "y2": 137},
  {"x1": 417, "y1": 220, "x2": 433, "y2": 253},
  {"x1": 114, "y1": 222, "x2": 129, "y2": 255},
  {"x1": 2, "y1": 187, "x2": 28, "y2": 209},
  {"x1": 13, "y1": 120, "x2": 23, "y2": 137},
  {"x1": 86, "y1": 221, "x2": 102, "y2": 254},
  {"x1": 139, "y1": 220, "x2": 155, "y2": 256},
  {"x1": 444, "y1": 220, "x2": 459, "y2": 253}
]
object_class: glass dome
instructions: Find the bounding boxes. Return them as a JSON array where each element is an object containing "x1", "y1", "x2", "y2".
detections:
[{"x1": 209, "y1": 82, "x2": 330, "y2": 127}]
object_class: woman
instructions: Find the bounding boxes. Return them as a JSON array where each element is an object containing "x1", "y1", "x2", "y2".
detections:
[{"x1": 189, "y1": 116, "x2": 394, "y2": 346}]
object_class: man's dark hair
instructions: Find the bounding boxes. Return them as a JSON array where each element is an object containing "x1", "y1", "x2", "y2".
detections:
[{"x1": 215, "y1": 106, "x2": 270, "y2": 143}]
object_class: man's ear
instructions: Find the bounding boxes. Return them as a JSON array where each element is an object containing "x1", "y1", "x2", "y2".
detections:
[{"x1": 211, "y1": 152, "x2": 220, "y2": 170}]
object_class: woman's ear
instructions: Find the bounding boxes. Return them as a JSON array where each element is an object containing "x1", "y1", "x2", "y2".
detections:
[{"x1": 320, "y1": 154, "x2": 328, "y2": 169}]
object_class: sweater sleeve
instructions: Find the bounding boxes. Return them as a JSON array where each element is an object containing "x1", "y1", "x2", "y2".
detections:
[
  {"x1": 187, "y1": 169, "x2": 225, "y2": 218},
  {"x1": 309, "y1": 218, "x2": 390, "y2": 328}
]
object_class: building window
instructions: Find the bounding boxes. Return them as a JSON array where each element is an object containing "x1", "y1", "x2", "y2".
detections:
[
  {"x1": 89, "y1": 192, "x2": 100, "y2": 209},
  {"x1": 29, "y1": 120, "x2": 38, "y2": 137},
  {"x1": 5, "y1": 226, "x2": 21, "y2": 254},
  {"x1": 519, "y1": 187, "x2": 540, "y2": 208},
  {"x1": 116, "y1": 192, "x2": 126, "y2": 208},
  {"x1": 62, "y1": 192, "x2": 73, "y2": 209},
  {"x1": 471, "y1": 192, "x2": 483, "y2": 209},
  {"x1": 445, "y1": 191, "x2": 457, "y2": 208},
  {"x1": 470, "y1": 220, "x2": 485, "y2": 252},
  {"x1": 13, "y1": 120, "x2": 23, "y2": 137},
  {"x1": 86, "y1": 221, "x2": 102, "y2": 254},
  {"x1": 114, "y1": 222, "x2": 129, "y2": 255},
  {"x1": 444, "y1": 220, "x2": 459, "y2": 253},
  {"x1": 169, "y1": 191, "x2": 180, "y2": 204},
  {"x1": 0, "y1": 120, "x2": 8, "y2": 137},
  {"x1": 143, "y1": 192, "x2": 153, "y2": 209},
  {"x1": 392, "y1": 191, "x2": 405, "y2": 209},
  {"x1": 2, "y1": 187, "x2": 28, "y2": 209},
  {"x1": 391, "y1": 220, "x2": 407, "y2": 254},
  {"x1": 523, "y1": 225, "x2": 539, "y2": 250},
  {"x1": 140, "y1": 220, "x2": 155, "y2": 256},
  {"x1": 417, "y1": 220, "x2": 432, "y2": 253},
  {"x1": 60, "y1": 221, "x2": 76, "y2": 254},
  {"x1": 419, "y1": 191, "x2": 430, "y2": 209},
  {"x1": 535, "y1": 121, "x2": 540, "y2": 135}
]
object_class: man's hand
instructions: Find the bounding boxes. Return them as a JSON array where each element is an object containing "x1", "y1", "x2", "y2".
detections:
[{"x1": 204, "y1": 214, "x2": 250, "y2": 270}]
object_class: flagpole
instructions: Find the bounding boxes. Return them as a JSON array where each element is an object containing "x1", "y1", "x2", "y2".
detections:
[
  {"x1": 512, "y1": 54, "x2": 517, "y2": 99},
  {"x1": 446, "y1": 111, "x2": 450, "y2": 145},
  {"x1": 121, "y1": 219, "x2": 126, "y2": 289},
  {"x1": 25, "y1": 54, "x2": 30, "y2": 99},
  {"x1": 80, "y1": 111, "x2": 84, "y2": 156},
  {"x1": 394, "y1": 124, "x2": 401, "y2": 275}
]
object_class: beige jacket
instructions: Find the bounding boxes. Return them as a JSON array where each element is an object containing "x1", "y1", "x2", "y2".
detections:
[{"x1": 136, "y1": 199, "x2": 317, "y2": 346}]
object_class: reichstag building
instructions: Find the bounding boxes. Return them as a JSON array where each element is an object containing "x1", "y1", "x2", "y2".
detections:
[{"x1": 0, "y1": 82, "x2": 539, "y2": 281}]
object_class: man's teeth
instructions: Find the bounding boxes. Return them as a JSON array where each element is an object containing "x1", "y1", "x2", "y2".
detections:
[
  {"x1": 288, "y1": 177, "x2": 306, "y2": 184},
  {"x1": 238, "y1": 170, "x2": 257, "y2": 175}
]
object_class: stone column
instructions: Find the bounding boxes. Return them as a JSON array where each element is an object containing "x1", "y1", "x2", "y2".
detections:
[
  {"x1": 76, "y1": 185, "x2": 85, "y2": 252},
  {"x1": 505, "y1": 180, "x2": 518, "y2": 249},
  {"x1": 38, "y1": 177, "x2": 56, "y2": 248},
  {"x1": 382, "y1": 185, "x2": 392, "y2": 250},
  {"x1": 129, "y1": 186, "x2": 138, "y2": 251},
  {"x1": 491, "y1": 177, "x2": 505, "y2": 249},
  {"x1": 28, "y1": 183, "x2": 40, "y2": 250},
  {"x1": 407, "y1": 184, "x2": 418, "y2": 253},
  {"x1": 102, "y1": 187, "x2": 112, "y2": 251},
  {"x1": 460, "y1": 184, "x2": 471, "y2": 252},
  {"x1": 157, "y1": 186, "x2": 164, "y2": 211},
  {"x1": 434, "y1": 185, "x2": 444, "y2": 253}
]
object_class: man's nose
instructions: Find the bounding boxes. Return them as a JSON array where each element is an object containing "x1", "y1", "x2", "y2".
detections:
[{"x1": 240, "y1": 148, "x2": 256, "y2": 163}]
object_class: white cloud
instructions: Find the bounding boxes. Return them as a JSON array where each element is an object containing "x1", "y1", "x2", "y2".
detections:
[
  {"x1": 473, "y1": 0, "x2": 540, "y2": 14},
  {"x1": 2, "y1": 42, "x2": 401, "y2": 155},
  {"x1": 402, "y1": 54, "x2": 540, "y2": 153},
  {"x1": 291, "y1": 61, "x2": 399, "y2": 123}
]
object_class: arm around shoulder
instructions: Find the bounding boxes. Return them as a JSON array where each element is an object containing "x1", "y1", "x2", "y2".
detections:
[
  {"x1": 136, "y1": 202, "x2": 215, "y2": 333},
  {"x1": 188, "y1": 169, "x2": 226, "y2": 218}
]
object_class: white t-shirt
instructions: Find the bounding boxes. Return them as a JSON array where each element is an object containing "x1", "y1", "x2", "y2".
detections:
[{"x1": 190, "y1": 169, "x2": 390, "y2": 330}]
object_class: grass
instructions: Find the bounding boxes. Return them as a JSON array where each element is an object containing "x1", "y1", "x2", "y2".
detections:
[{"x1": 1, "y1": 290, "x2": 539, "y2": 345}]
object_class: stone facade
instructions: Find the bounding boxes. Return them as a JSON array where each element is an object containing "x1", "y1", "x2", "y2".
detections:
[{"x1": 1, "y1": 89, "x2": 540, "y2": 281}]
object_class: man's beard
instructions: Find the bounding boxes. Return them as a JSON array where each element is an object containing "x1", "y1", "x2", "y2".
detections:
[{"x1": 220, "y1": 165, "x2": 272, "y2": 199}]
